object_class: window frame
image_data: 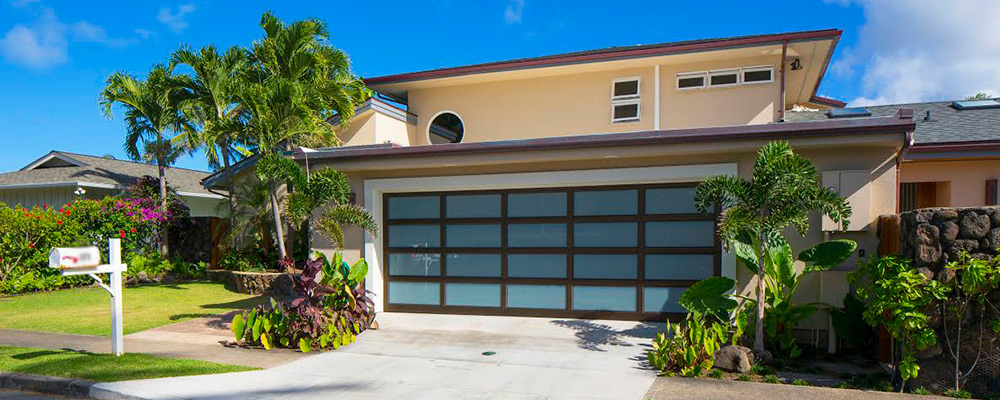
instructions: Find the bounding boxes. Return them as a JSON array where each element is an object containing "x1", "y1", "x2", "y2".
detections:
[
  {"x1": 610, "y1": 77, "x2": 642, "y2": 124},
  {"x1": 675, "y1": 71, "x2": 707, "y2": 90},
  {"x1": 707, "y1": 68, "x2": 741, "y2": 88},
  {"x1": 426, "y1": 110, "x2": 466, "y2": 144},
  {"x1": 740, "y1": 65, "x2": 774, "y2": 85}
]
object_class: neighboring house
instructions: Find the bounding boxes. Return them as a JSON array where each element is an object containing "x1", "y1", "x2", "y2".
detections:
[
  {"x1": 0, "y1": 151, "x2": 226, "y2": 217},
  {"x1": 787, "y1": 99, "x2": 1000, "y2": 211},
  {"x1": 205, "y1": 29, "x2": 914, "y2": 349}
]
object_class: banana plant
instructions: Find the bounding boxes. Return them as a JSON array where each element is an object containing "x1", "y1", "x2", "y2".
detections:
[{"x1": 735, "y1": 237, "x2": 857, "y2": 357}]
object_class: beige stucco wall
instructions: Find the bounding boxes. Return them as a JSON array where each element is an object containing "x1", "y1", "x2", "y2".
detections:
[
  {"x1": 900, "y1": 159, "x2": 1000, "y2": 207},
  {"x1": 658, "y1": 55, "x2": 780, "y2": 130},
  {"x1": 338, "y1": 111, "x2": 377, "y2": 147}
]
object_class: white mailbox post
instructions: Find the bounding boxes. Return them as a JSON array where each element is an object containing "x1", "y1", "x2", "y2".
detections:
[{"x1": 49, "y1": 239, "x2": 127, "y2": 356}]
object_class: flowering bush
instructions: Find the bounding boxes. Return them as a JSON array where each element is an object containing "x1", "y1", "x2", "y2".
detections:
[{"x1": 0, "y1": 198, "x2": 163, "y2": 295}]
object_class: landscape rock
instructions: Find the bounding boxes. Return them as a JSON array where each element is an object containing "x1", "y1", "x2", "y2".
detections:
[
  {"x1": 987, "y1": 228, "x2": 1000, "y2": 251},
  {"x1": 914, "y1": 244, "x2": 942, "y2": 268},
  {"x1": 714, "y1": 345, "x2": 752, "y2": 373},
  {"x1": 936, "y1": 268, "x2": 957, "y2": 285},
  {"x1": 933, "y1": 209, "x2": 959, "y2": 224},
  {"x1": 136, "y1": 271, "x2": 151, "y2": 283},
  {"x1": 915, "y1": 224, "x2": 939, "y2": 245},
  {"x1": 946, "y1": 239, "x2": 980, "y2": 261},
  {"x1": 959, "y1": 212, "x2": 991, "y2": 239},
  {"x1": 915, "y1": 267, "x2": 936, "y2": 280},
  {"x1": 940, "y1": 222, "x2": 960, "y2": 244},
  {"x1": 750, "y1": 349, "x2": 773, "y2": 366}
]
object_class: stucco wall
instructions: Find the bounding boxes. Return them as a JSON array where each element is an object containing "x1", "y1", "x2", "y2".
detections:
[
  {"x1": 0, "y1": 186, "x2": 117, "y2": 209},
  {"x1": 901, "y1": 159, "x2": 1000, "y2": 207}
]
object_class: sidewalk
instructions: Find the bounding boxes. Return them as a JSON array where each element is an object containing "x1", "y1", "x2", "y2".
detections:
[{"x1": 0, "y1": 313, "x2": 305, "y2": 369}]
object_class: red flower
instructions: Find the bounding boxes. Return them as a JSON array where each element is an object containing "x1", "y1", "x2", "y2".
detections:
[
  {"x1": 42, "y1": 204, "x2": 48, "y2": 208},
  {"x1": 28, "y1": 243, "x2": 34, "y2": 249},
  {"x1": 130, "y1": 228, "x2": 136, "y2": 233},
  {"x1": 57, "y1": 220, "x2": 63, "y2": 225},
  {"x1": 119, "y1": 230, "x2": 125, "y2": 238},
  {"x1": 65, "y1": 210, "x2": 71, "y2": 216}
]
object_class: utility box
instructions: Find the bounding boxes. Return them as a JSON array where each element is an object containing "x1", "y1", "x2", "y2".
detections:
[
  {"x1": 822, "y1": 171, "x2": 871, "y2": 232},
  {"x1": 48, "y1": 247, "x2": 101, "y2": 269}
]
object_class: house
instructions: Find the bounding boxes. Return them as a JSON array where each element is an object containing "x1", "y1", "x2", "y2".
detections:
[
  {"x1": 0, "y1": 151, "x2": 226, "y2": 217},
  {"x1": 205, "y1": 29, "x2": 915, "y2": 347},
  {"x1": 788, "y1": 99, "x2": 1000, "y2": 210}
]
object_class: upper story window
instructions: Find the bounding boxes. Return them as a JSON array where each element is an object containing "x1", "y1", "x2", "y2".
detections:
[
  {"x1": 611, "y1": 77, "x2": 641, "y2": 124},
  {"x1": 676, "y1": 65, "x2": 775, "y2": 90},
  {"x1": 428, "y1": 111, "x2": 464, "y2": 144}
]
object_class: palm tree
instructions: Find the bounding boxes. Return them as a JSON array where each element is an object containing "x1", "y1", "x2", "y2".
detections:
[
  {"x1": 235, "y1": 78, "x2": 333, "y2": 260},
  {"x1": 100, "y1": 64, "x2": 192, "y2": 258},
  {"x1": 170, "y1": 44, "x2": 249, "y2": 243},
  {"x1": 694, "y1": 141, "x2": 852, "y2": 352}
]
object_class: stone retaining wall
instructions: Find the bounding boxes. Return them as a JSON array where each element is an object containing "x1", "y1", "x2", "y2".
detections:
[
  {"x1": 206, "y1": 270, "x2": 295, "y2": 296},
  {"x1": 901, "y1": 206, "x2": 1000, "y2": 281}
]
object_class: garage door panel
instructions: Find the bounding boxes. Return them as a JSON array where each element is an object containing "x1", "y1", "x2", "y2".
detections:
[{"x1": 382, "y1": 183, "x2": 720, "y2": 321}]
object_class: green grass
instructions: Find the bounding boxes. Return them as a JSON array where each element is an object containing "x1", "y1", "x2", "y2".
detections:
[
  {"x1": 0, "y1": 282, "x2": 267, "y2": 335},
  {"x1": 763, "y1": 374, "x2": 780, "y2": 384},
  {"x1": 0, "y1": 345, "x2": 256, "y2": 382},
  {"x1": 791, "y1": 379, "x2": 809, "y2": 386}
]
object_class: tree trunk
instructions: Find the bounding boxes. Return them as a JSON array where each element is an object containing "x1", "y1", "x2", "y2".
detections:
[
  {"x1": 282, "y1": 141, "x2": 296, "y2": 261},
  {"x1": 157, "y1": 136, "x2": 170, "y2": 259},
  {"x1": 269, "y1": 177, "x2": 287, "y2": 259},
  {"x1": 221, "y1": 145, "x2": 235, "y2": 248},
  {"x1": 754, "y1": 261, "x2": 766, "y2": 351}
]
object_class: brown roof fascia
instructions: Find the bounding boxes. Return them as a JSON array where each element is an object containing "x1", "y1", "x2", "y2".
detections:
[
  {"x1": 293, "y1": 109, "x2": 915, "y2": 163},
  {"x1": 365, "y1": 29, "x2": 843, "y2": 86},
  {"x1": 908, "y1": 140, "x2": 1000, "y2": 153},
  {"x1": 810, "y1": 95, "x2": 847, "y2": 108}
]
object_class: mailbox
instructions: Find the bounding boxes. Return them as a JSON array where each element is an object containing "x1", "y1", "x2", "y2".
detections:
[{"x1": 48, "y1": 246, "x2": 101, "y2": 269}]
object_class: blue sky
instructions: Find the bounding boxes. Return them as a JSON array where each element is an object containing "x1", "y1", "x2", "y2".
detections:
[{"x1": 1, "y1": 0, "x2": 998, "y2": 172}]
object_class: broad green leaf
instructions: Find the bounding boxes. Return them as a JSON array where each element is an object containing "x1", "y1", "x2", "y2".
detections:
[
  {"x1": 798, "y1": 240, "x2": 857, "y2": 271},
  {"x1": 768, "y1": 241, "x2": 795, "y2": 288},
  {"x1": 299, "y1": 338, "x2": 311, "y2": 353},
  {"x1": 732, "y1": 240, "x2": 758, "y2": 276},
  {"x1": 260, "y1": 333, "x2": 272, "y2": 350},
  {"x1": 231, "y1": 314, "x2": 246, "y2": 342},
  {"x1": 678, "y1": 276, "x2": 737, "y2": 318},
  {"x1": 348, "y1": 259, "x2": 368, "y2": 285},
  {"x1": 252, "y1": 318, "x2": 262, "y2": 341}
]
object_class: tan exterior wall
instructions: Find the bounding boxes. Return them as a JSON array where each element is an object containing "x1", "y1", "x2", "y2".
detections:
[
  {"x1": 0, "y1": 186, "x2": 117, "y2": 209},
  {"x1": 405, "y1": 57, "x2": 782, "y2": 145},
  {"x1": 900, "y1": 159, "x2": 1000, "y2": 207},
  {"x1": 338, "y1": 111, "x2": 377, "y2": 147}
]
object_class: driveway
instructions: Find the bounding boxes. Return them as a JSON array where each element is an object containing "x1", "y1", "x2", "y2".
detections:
[{"x1": 91, "y1": 312, "x2": 663, "y2": 400}]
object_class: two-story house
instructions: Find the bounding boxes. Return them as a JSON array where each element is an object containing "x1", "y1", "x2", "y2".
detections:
[{"x1": 205, "y1": 29, "x2": 916, "y2": 348}]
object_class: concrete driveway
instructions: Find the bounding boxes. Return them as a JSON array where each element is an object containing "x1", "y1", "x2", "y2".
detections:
[{"x1": 92, "y1": 313, "x2": 663, "y2": 400}]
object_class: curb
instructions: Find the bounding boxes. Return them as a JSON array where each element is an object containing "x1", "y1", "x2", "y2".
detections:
[{"x1": 0, "y1": 372, "x2": 145, "y2": 399}]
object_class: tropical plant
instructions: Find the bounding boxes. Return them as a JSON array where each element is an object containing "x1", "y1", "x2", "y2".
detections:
[
  {"x1": 736, "y1": 239, "x2": 857, "y2": 358},
  {"x1": 849, "y1": 255, "x2": 950, "y2": 392},
  {"x1": 940, "y1": 252, "x2": 1000, "y2": 392},
  {"x1": 171, "y1": 44, "x2": 249, "y2": 242},
  {"x1": 226, "y1": 179, "x2": 274, "y2": 255},
  {"x1": 647, "y1": 277, "x2": 744, "y2": 376},
  {"x1": 100, "y1": 64, "x2": 193, "y2": 257},
  {"x1": 830, "y1": 292, "x2": 875, "y2": 351},
  {"x1": 694, "y1": 140, "x2": 852, "y2": 352},
  {"x1": 231, "y1": 252, "x2": 375, "y2": 351}
]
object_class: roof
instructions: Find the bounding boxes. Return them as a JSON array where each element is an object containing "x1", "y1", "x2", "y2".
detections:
[
  {"x1": 0, "y1": 151, "x2": 222, "y2": 198},
  {"x1": 785, "y1": 100, "x2": 1000, "y2": 147},
  {"x1": 290, "y1": 109, "x2": 915, "y2": 163}
]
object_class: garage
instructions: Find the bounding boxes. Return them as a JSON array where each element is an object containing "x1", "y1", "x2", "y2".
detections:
[{"x1": 381, "y1": 183, "x2": 721, "y2": 320}]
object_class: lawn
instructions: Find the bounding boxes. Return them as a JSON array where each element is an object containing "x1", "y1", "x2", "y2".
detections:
[
  {"x1": 0, "y1": 282, "x2": 267, "y2": 335},
  {"x1": 0, "y1": 345, "x2": 256, "y2": 382}
]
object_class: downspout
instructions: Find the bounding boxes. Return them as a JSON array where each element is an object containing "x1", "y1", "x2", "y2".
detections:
[
  {"x1": 779, "y1": 40, "x2": 788, "y2": 122},
  {"x1": 896, "y1": 128, "x2": 915, "y2": 213}
]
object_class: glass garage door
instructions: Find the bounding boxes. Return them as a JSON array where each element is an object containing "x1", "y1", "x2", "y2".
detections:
[{"x1": 382, "y1": 183, "x2": 720, "y2": 320}]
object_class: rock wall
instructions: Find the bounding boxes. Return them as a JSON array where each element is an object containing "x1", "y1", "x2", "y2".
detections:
[
  {"x1": 901, "y1": 207, "x2": 1000, "y2": 280},
  {"x1": 206, "y1": 270, "x2": 295, "y2": 296}
]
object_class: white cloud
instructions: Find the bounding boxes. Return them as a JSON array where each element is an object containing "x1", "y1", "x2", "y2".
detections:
[
  {"x1": 134, "y1": 28, "x2": 155, "y2": 40},
  {"x1": 70, "y1": 21, "x2": 136, "y2": 47},
  {"x1": 9, "y1": 0, "x2": 40, "y2": 8},
  {"x1": 504, "y1": 0, "x2": 525, "y2": 24},
  {"x1": 838, "y1": 0, "x2": 1000, "y2": 106},
  {"x1": 0, "y1": 8, "x2": 67, "y2": 69},
  {"x1": 157, "y1": 3, "x2": 196, "y2": 33}
]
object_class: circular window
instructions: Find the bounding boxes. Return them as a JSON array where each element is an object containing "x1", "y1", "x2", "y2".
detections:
[{"x1": 428, "y1": 112, "x2": 464, "y2": 144}]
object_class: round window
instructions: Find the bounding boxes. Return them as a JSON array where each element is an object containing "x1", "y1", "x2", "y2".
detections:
[{"x1": 428, "y1": 112, "x2": 464, "y2": 144}]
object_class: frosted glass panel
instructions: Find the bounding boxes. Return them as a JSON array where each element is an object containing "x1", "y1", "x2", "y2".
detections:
[
  {"x1": 574, "y1": 190, "x2": 638, "y2": 216},
  {"x1": 574, "y1": 222, "x2": 637, "y2": 247},
  {"x1": 388, "y1": 196, "x2": 439, "y2": 219},
  {"x1": 573, "y1": 286, "x2": 636, "y2": 312},
  {"x1": 643, "y1": 287, "x2": 687, "y2": 313},
  {"x1": 446, "y1": 194, "x2": 501, "y2": 218},
  {"x1": 646, "y1": 187, "x2": 713, "y2": 214},
  {"x1": 645, "y1": 221, "x2": 715, "y2": 247},
  {"x1": 508, "y1": 192, "x2": 567, "y2": 217},
  {"x1": 388, "y1": 281, "x2": 439, "y2": 305},
  {"x1": 446, "y1": 254, "x2": 500, "y2": 277},
  {"x1": 388, "y1": 225, "x2": 440, "y2": 248},
  {"x1": 645, "y1": 254, "x2": 714, "y2": 280},
  {"x1": 388, "y1": 253, "x2": 440, "y2": 276},
  {"x1": 508, "y1": 254, "x2": 567, "y2": 278},
  {"x1": 446, "y1": 283, "x2": 500, "y2": 307},
  {"x1": 508, "y1": 224, "x2": 567, "y2": 247},
  {"x1": 507, "y1": 285, "x2": 566, "y2": 309},
  {"x1": 573, "y1": 254, "x2": 637, "y2": 279},
  {"x1": 446, "y1": 224, "x2": 500, "y2": 247}
]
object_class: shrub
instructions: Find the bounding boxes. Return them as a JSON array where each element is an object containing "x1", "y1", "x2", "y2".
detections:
[
  {"x1": 791, "y1": 379, "x2": 809, "y2": 386},
  {"x1": 708, "y1": 369, "x2": 723, "y2": 379},
  {"x1": 763, "y1": 375, "x2": 780, "y2": 384},
  {"x1": 231, "y1": 252, "x2": 376, "y2": 352},
  {"x1": 737, "y1": 374, "x2": 751, "y2": 381},
  {"x1": 943, "y1": 389, "x2": 973, "y2": 399},
  {"x1": 911, "y1": 387, "x2": 931, "y2": 395},
  {"x1": 220, "y1": 249, "x2": 271, "y2": 272}
]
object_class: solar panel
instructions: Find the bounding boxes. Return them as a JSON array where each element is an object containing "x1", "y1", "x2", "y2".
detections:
[
  {"x1": 951, "y1": 100, "x2": 1000, "y2": 110},
  {"x1": 826, "y1": 108, "x2": 872, "y2": 119}
]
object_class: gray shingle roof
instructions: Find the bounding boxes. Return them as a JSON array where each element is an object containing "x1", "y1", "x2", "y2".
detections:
[
  {"x1": 785, "y1": 100, "x2": 1000, "y2": 145},
  {"x1": 0, "y1": 151, "x2": 217, "y2": 195}
]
